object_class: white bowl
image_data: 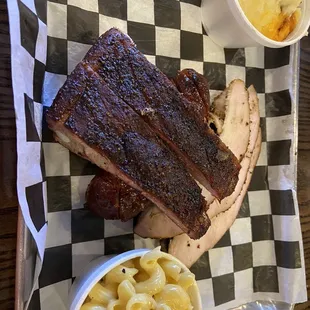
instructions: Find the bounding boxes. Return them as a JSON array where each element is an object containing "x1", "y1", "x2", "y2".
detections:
[
  {"x1": 201, "y1": 0, "x2": 310, "y2": 48},
  {"x1": 68, "y1": 248, "x2": 203, "y2": 310}
]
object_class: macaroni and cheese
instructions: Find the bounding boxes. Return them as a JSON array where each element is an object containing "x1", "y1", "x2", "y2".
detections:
[
  {"x1": 239, "y1": 0, "x2": 302, "y2": 41},
  {"x1": 80, "y1": 248, "x2": 196, "y2": 310}
]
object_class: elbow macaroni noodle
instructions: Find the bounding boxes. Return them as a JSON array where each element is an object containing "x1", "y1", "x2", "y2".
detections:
[{"x1": 81, "y1": 248, "x2": 196, "y2": 310}]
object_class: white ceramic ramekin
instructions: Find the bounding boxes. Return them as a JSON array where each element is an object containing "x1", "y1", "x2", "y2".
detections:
[
  {"x1": 68, "y1": 248, "x2": 202, "y2": 310},
  {"x1": 201, "y1": 0, "x2": 310, "y2": 48}
]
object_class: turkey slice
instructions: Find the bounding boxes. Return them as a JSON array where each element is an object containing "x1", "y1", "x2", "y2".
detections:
[{"x1": 169, "y1": 130, "x2": 262, "y2": 268}]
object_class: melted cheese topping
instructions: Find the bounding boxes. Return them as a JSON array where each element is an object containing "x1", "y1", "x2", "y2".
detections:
[{"x1": 239, "y1": 0, "x2": 302, "y2": 41}]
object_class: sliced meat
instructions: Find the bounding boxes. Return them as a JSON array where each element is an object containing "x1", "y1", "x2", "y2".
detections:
[
  {"x1": 207, "y1": 83, "x2": 260, "y2": 218},
  {"x1": 82, "y1": 28, "x2": 240, "y2": 200},
  {"x1": 169, "y1": 130, "x2": 262, "y2": 268},
  {"x1": 218, "y1": 80, "x2": 250, "y2": 161},
  {"x1": 169, "y1": 85, "x2": 261, "y2": 266},
  {"x1": 135, "y1": 81, "x2": 256, "y2": 239},
  {"x1": 85, "y1": 171, "x2": 153, "y2": 221},
  {"x1": 211, "y1": 88, "x2": 227, "y2": 121},
  {"x1": 135, "y1": 205, "x2": 182, "y2": 239},
  {"x1": 134, "y1": 206, "x2": 183, "y2": 239},
  {"x1": 247, "y1": 85, "x2": 261, "y2": 153},
  {"x1": 46, "y1": 63, "x2": 210, "y2": 239}
]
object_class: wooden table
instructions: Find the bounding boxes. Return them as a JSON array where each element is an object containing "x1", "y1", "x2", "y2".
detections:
[
  {"x1": 0, "y1": 1, "x2": 309, "y2": 309},
  {"x1": 295, "y1": 36, "x2": 310, "y2": 309}
]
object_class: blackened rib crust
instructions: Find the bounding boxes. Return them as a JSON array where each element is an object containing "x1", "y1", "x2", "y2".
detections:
[
  {"x1": 175, "y1": 69, "x2": 209, "y2": 123},
  {"x1": 182, "y1": 69, "x2": 211, "y2": 114},
  {"x1": 82, "y1": 28, "x2": 240, "y2": 200},
  {"x1": 47, "y1": 64, "x2": 210, "y2": 239}
]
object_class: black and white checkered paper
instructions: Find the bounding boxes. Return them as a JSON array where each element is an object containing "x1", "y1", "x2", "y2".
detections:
[{"x1": 7, "y1": 0, "x2": 307, "y2": 309}]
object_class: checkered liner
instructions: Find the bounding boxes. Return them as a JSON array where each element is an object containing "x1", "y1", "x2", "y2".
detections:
[{"x1": 7, "y1": 0, "x2": 307, "y2": 309}]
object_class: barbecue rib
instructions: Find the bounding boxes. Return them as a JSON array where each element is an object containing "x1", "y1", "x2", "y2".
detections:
[
  {"x1": 169, "y1": 130, "x2": 262, "y2": 267},
  {"x1": 135, "y1": 80, "x2": 256, "y2": 239},
  {"x1": 86, "y1": 68, "x2": 214, "y2": 225},
  {"x1": 82, "y1": 28, "x2": 240, "y2": 200},
  {"x1": 46, "y1": 63, "x2": 210, "y2": 239},
  {"x1": 86, "y1": 171, "x2": 153, "y2": 221}
]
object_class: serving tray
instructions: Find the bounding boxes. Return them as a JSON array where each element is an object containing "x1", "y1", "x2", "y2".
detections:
[{"x1": 9, "y1": 0, "x2": 305, "y2": 308}]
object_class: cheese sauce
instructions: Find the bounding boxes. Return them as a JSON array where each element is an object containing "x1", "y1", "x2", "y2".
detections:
[{"x1": 238, "y1": 0, "x2": 302, "y2": 41}]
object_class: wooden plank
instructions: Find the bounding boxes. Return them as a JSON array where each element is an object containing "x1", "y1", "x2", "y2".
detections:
[
  {"x1": 295, "y1": 35, "x2": 310, "y2": 309},
  {"x1": 0, "y1": 2, "x2": 17, "y2": 310}
]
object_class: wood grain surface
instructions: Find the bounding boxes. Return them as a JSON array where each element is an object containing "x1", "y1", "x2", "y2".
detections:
[
  {"x1": 0, "y1": 1, "x2": 309, "y2": 309},
  {"x1": 0, "y1": 2, "x2": 18, "y2": 310},
  {"x1": 295, "y1": 35, "x2": 310, "y2": 309}
]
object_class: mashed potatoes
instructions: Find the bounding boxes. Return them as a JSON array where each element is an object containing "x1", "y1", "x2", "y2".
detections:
[{"x1": 239, "y1": 0, "x2": 302, "y2": 41}]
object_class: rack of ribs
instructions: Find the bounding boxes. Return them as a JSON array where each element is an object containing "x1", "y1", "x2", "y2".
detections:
[
  {"x1": 82, "y1": 28, "x2": 240, "y2": 200},
  {"x1": 46, "y1": 63, "x2": 210, "y2": 239},
  {"x1": 46, "y1": 28, "x2": 241, "y2": 238}
]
